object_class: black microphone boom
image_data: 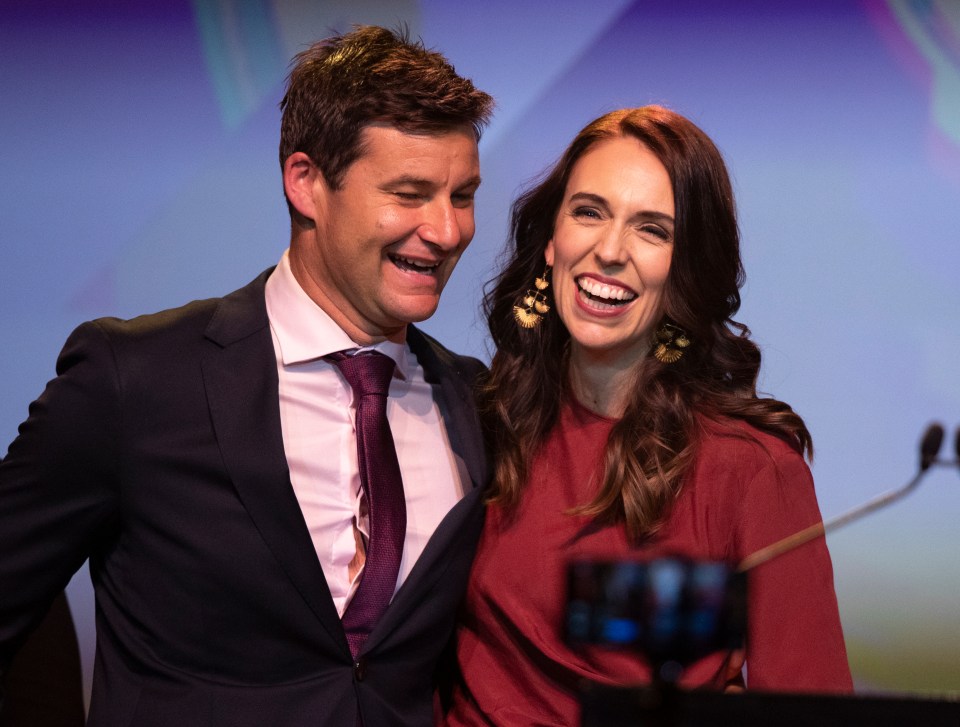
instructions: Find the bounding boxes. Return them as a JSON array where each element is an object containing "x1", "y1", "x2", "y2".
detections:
[{"x1": 738, "y1": 423, "x2": 946, "y2": 572}]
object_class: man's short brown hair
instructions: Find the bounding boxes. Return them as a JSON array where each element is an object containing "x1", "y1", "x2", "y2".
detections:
[{"x1": 279, "y1": 25, "x2": 494, "y2": 191}]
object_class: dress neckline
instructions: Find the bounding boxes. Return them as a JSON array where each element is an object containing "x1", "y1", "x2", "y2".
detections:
[{"x1": 565, "y1": 388, "x2": 619, "y2": 425}]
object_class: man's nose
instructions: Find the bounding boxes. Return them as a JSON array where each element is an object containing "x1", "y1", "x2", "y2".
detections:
[{"x1": 419, "y1": 199, "x2": 464, "y2": 248}]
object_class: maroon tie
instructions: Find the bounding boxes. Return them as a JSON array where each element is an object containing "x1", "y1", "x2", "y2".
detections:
[{"x1": 328, "y1": 350, "x2": 407, "y2": 659}]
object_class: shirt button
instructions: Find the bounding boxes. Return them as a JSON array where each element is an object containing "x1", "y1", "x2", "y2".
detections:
[{"x1": 354, "y1": 658, "x2": 367, "y2": 681}]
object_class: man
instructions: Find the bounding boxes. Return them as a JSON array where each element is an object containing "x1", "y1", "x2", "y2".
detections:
[
  {"x1": 0, "y1": 593, "x2": 84, "y2": 727},
  {"x1": 0, "y1": 26, "x2": 493, "y2": 726}
]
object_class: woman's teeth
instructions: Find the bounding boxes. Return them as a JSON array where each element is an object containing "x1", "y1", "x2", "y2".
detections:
[{"x1": 577, "y1": 277, "x2": 636, "y2": 305}]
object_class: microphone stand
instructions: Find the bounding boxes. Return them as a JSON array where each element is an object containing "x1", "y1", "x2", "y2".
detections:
[
  {"x1": 738, "y1": 423, "x2": 951, "y2": 572},
  {"x1": 738, "y1": 470, "x2": 925, "y2": 571}
]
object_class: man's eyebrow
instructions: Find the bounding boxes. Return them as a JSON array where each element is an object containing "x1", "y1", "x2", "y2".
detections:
[
  {"x1": 383, "y1": 175, "x2": 483, "y2": 190},
  {"x1": 384, "y1": 175, "x2": 433, "y2": 188}
]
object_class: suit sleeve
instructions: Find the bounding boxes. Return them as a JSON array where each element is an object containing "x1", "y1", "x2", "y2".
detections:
[
  {"x1": 736, "y1": 449, "x2": 853, "y2": 692},
  {"x1": 0, "y1": 320, "x2": 122, "y2": 673}
]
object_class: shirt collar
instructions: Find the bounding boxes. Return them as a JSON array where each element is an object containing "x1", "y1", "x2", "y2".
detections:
[{"x1": 264, "y1": 249, "x2": 409, "y2": 379}]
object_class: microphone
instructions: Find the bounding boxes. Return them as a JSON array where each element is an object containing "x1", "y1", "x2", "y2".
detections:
[
  {"x1": 920, "y1": 423, "x2": 945, "y2": 471},
  {"x1": 917, "y1": 423, "x2": 960, "y2": 473},
  {"x1": 738, "y1": 423, "x2": 946, "y2": 572}
]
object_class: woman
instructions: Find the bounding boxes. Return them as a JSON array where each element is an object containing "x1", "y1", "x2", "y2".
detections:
[{"x1": 442, "y1": 106, "x2": 851, "y2": 725}]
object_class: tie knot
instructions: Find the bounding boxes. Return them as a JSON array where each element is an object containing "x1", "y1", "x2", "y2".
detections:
[{"x1": 328, "y1": 350, "x2": 396, "y2": 398}]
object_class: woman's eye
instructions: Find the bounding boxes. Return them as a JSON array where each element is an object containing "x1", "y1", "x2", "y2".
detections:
[
  {"x1": 572, "y1": 206, "x2": 601, "y2": 219},
  {"x1": 640, "y1": 224, "x2": 671, "y2": 241}
]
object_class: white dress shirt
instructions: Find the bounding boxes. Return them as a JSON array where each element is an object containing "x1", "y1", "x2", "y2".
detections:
[{"x1": 264, "y1": 250, "x2": 469, "y2": 616}]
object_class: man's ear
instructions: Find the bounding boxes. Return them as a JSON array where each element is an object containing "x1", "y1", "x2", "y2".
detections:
[{"x1": 283, "y1": 152, "x2": 323, "y2": 222}]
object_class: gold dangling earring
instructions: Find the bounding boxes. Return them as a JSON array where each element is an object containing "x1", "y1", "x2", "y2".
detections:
[
  {"x1": 652, "y1": 322, "x2": 691, "y2": 363},
  {"x1": 513, "y1": 266, "x2": 551, "y2": 329}
]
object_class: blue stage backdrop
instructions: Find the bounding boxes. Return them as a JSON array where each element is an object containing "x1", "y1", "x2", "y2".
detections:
[{"x1": 1, "y1": 0, "x2": 958, "y2": 705}]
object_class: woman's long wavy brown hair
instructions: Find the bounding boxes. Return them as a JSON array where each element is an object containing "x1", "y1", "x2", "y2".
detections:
[{"x1": 481, "y1": 106, "x2": 811, "y2": 541}]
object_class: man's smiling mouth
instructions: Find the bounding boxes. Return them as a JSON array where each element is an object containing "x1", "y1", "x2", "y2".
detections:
[{"x1": 389, "y1": 254, "x2": 440, "y2": 275}]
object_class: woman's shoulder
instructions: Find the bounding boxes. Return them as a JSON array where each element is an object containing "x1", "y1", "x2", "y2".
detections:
[
  {"x1": 689, "y1": 414, "x2": 809, "y2": 490},
  {"x1": 685, "y1": 416, "x2": 820, "y2": 555},
  {"x1": 695, "y1": 414, "x2": 803, "y2": 459}
]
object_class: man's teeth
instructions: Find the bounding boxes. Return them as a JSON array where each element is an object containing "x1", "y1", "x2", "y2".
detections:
[
  {"x1": 392, "y1": 254, "x2": 438, "y2": 273},
  {"x1": 577, "y1": 277, "x2": 636, "y2": 303}
]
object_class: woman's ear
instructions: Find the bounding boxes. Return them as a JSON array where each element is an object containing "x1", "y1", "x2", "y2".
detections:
[{"x1": 544, "y1": 239, "x2": 555, "y2": 267}]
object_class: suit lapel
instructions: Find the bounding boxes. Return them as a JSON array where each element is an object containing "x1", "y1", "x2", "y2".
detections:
[
  {"x1": 362, "y1": 326, "x2": 489, "y2": 652},
  {"x1": 406, "y1": 326, "x2": 489, "y2": 491},
  {"x1": 369, "y1": 485, "x2": 484, "y2": 650},
  {"x1": 200, "y1": 271, "x2": 347, "y2": 654}
]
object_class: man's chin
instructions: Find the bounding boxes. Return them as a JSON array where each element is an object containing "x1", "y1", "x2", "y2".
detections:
[{"x1": 383, "y1": 295, "x2": 442, "y2": 327}]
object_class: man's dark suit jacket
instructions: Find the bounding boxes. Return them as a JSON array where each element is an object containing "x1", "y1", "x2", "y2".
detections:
[{"x1": 0, "y1": 270, "x2": 489, "y2": 726}]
